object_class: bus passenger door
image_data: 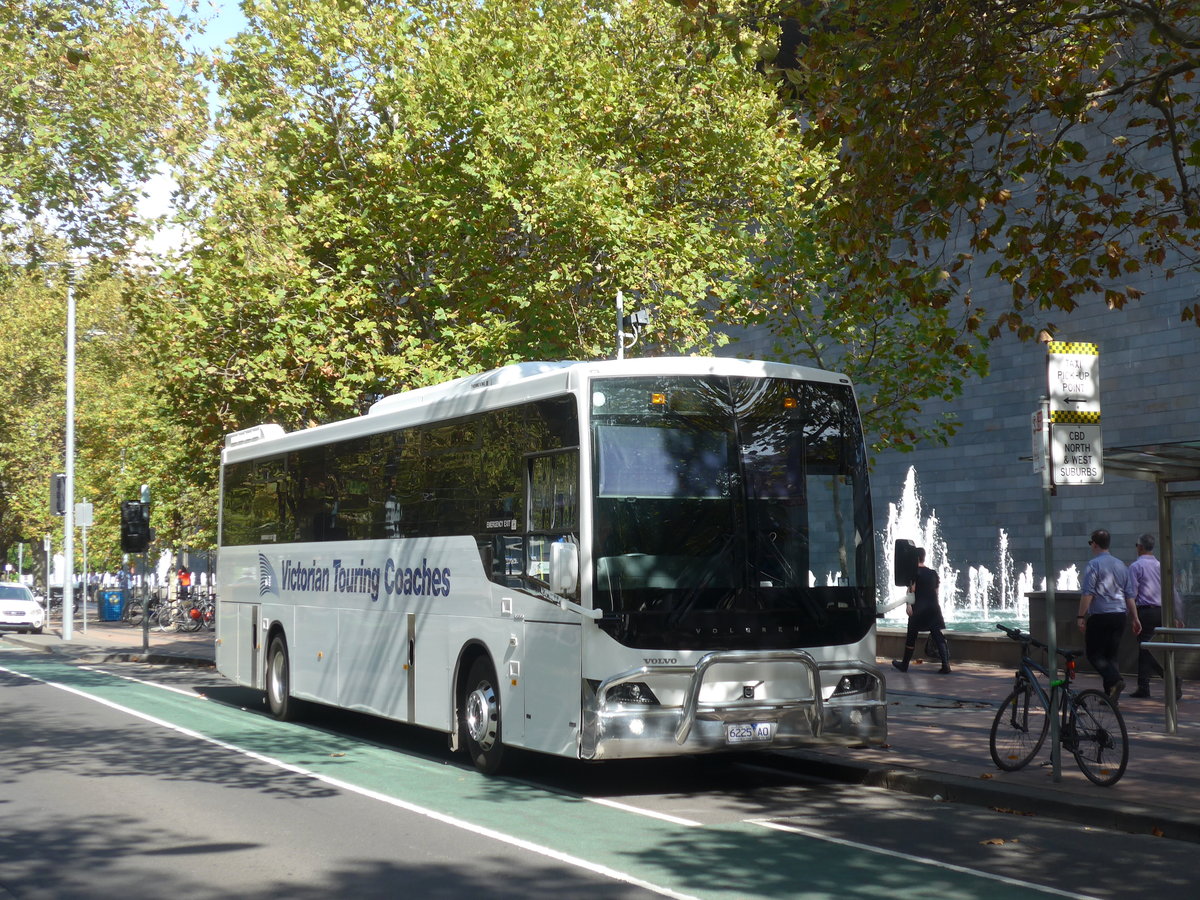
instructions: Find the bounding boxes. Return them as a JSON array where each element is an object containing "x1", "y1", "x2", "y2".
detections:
[{"x1": 520, "y1": 620, "x2": 582, "y2": 757}]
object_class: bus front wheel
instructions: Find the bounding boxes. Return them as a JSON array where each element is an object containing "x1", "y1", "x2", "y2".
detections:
[
  {"x1": 266, "y1": 635, "x2": 296, "y2": 721},
  {"x1": 460, "y1": 657, "x2": 505, "y2": 775}
]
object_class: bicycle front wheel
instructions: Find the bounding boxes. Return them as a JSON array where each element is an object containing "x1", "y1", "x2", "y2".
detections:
[
  {"x1": 1069, "y1": 689, "x2": 1129, "y2": 786},
  {"x1": 990, "y1": 684, "x2": 1049, "y2": 771}
]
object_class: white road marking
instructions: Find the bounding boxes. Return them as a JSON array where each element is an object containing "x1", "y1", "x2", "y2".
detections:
[{"x1": 584, "y1": 796, "x2": 702, "y2": 827}]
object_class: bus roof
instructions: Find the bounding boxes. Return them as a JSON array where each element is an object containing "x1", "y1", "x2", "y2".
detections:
[{"x1": 222, "y1": 356, "x2": 852, "y2": 460}]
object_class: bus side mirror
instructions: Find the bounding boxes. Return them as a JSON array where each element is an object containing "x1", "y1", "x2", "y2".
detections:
[
  {"x1": 894, "y1": 539, "x2": 918, "y2": 587},
  {"x1": 549, "y1": 541, "x2": 579, "y2": 596}
]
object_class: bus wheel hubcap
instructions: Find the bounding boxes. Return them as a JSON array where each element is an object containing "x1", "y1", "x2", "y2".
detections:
[
  {"x1": 269, "y1": 654, "x2": 284, "y2": 703},
  {"x1": 465, "y1": 684, "x2": 498, "y2": 750}
]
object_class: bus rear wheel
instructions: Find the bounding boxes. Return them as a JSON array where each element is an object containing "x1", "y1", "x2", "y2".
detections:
[
  {"x1": 460, "y1": 657, "x2": 505, "y2": 775},
  {"x1": 266, "y1": 635, "x2": 296, "y2": 721}
]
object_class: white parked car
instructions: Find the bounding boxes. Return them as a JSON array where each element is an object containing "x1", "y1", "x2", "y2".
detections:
[{"x1": 0, "y1": 583, "x2": 45, "y2": 634}]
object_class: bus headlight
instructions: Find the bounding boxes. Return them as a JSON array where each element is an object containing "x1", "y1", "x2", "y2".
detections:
[
  {"x1": 606, "y1": 682, "x2": 660, "y2": 706},
  {"x1": 833, "y1": 674, "x2": 875, "y2": 696}
]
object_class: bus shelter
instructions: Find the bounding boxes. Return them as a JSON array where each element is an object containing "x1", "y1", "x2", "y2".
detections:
[{"x1": 1104, "y1": 440, "x2": 1200, "y2": 637}]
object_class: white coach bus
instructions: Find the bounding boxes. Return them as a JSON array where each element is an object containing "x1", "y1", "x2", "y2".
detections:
[{"x1": 216, "y1": 356, "x2": 886, "y2": 773}]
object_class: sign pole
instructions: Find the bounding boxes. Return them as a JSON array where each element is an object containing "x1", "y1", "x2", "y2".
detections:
[
  {"x1": 141, "y1": 484, "x2": 151, "y2": 654},
  {"x1": 1037, "y1": 397, "x2": 1062, "y2": 781},
  {"x1": 1043, "y1": 340, "x2": 1102, "y2": 782},
  {"x1": 76, "y1": 501, "x2": 93, "y2": 633}
]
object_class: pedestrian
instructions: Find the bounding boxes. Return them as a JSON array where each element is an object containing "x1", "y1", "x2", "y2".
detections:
[
  {"x1": 892, "y1": 547, "x2": 951, "y2": 674},
  {"x1": 1127, "y1": 533, "x2": 1179, "y2": 698},
  {"x1": 1077, "y1": 528, "x2": 1140, "y2": 702}
]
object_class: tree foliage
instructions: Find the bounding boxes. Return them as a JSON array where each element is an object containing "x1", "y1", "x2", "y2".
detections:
[
  {"x1": 0, "y1": 0, "x2": 206, "y2": 256},
  {"x1": 739, "y1": 214, "x2": 988, "y2": 452},
  {"x1": 162, "y1": 0, "x2": 817, "y2": 449},
  {"x1": 0, "y1": 250, "x2": 190, "y2": 575},
  {"x1": 680, "y1": 0, "x2": 1200, "y2": 335}
]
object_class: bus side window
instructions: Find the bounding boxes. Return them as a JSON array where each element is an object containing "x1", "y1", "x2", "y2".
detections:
[
  {"x1": 526, "y1": 451, "x2": 579, "y2": 589},
  {"x1": 528, "y1": 451, "x2": 579, "y2": 533}
]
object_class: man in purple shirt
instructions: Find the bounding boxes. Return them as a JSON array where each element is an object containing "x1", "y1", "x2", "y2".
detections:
[
  {"x1": 1078, "y1": 528, "x2": 1141, "y2": 702},
  {"x1": 1128, "y1": 533, "x2": 1171, "y2": 698}
]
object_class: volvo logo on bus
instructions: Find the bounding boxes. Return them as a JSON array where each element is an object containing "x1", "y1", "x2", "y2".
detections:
[{"x1": 643, "y1": 657, "x2": 676, "y2": 665}]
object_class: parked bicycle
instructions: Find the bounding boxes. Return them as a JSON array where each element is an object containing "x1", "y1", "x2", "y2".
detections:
[{"x1": 990, "y1": 623, "x2": 1129, "y2": 786}]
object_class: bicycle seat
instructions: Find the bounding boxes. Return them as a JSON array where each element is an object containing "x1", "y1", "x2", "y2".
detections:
[{"x1": 1060, "y1": 648, "x2": 1084, "y2": 662}]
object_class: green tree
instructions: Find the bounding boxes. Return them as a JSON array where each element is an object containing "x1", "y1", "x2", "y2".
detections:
[
  {"x1": 679, "y1": 1, "x2": 1200, "y2": 335},
  {"x1": 0, "y1": 0, "x2": 206, "y2": 257},
  {"x1": 0, "y1": 250, "x2": 185, "y2": 579},
  {"x1": 162, "y1": 0, "x2": 819, "y2": 449}
]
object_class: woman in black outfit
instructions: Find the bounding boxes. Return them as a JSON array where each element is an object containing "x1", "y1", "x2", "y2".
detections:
[{"x1": 892, "y1": 547, "x2": 951, "y2": 674}]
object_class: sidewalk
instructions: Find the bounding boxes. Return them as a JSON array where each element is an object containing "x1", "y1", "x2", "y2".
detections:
[
  {"x1": 788, "y1": 658, "x2": 1200, "y2": 844},
  {"x1": 4, "y1": 624, "x2": 1199, "y2": 842},
  {"x1": 1, "y1": 618, "x2": 215, "y2": 667}
]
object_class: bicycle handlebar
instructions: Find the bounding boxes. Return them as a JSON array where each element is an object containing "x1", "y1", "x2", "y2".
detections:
[{"x1": 994, "y1": 622, "x2": 1079, "y2": 660}]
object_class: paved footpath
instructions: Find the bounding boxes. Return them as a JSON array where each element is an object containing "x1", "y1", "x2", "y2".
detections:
[
  {"x1": 6, "y1": 623, "x2": 1199, "y2": 843},
  {"x1": 791, "y1": 659, "x2": 1200, "y2": 844}
]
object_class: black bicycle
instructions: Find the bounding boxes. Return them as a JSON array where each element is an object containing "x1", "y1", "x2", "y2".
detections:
[{"x1": 989, "y1": 623, "x2": 1129, "y2": 786}]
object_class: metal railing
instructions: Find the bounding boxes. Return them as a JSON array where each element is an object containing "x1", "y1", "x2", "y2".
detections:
[{"x1": 1146, "y1": 627, "x2": 1200, "y2": 734}]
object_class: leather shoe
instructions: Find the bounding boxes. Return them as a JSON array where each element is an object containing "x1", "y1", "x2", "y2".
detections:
[
  {"x1": 1130, "y1": 687, "x2": 1151, "y2": 698},
  {"x1": 891, "y1": 660, "x2": 908, "y2": 673},
  {"x1": 1106, "y1": 679, "x2": 1125, "y2": 703}
]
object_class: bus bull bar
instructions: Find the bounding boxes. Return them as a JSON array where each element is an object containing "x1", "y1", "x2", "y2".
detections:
[{"x1": 581, "y1": 649, "x2": 887, "y2": 760}]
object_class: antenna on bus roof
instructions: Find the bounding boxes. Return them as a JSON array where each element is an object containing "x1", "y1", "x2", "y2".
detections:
[{"x1": 615, "y1": 290, "x2": 650, "y2": 361}]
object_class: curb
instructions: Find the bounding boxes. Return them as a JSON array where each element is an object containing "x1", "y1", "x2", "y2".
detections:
[
  {"x1": 100, "y1": 651, "x2": 215, "y2": 668},
  {"x1": 2, "y1": 634, "x2": 214, "y2": 669},
  {"x1": 785, "y1": 750, "x2": 1200, "y2": 844}
]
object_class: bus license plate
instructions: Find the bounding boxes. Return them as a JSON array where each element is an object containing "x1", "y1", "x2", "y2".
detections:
[{"x1": 726, "y1": 723, "x2": 776, "y2": 744}]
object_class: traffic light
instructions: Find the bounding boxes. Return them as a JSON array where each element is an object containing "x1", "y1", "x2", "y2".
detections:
[
  {"x1": 50, "y1": 473, "x2": 66, "y2": 516},
  {"x1": 120, "y1": 500, "x2": 151, "y2": 553}
]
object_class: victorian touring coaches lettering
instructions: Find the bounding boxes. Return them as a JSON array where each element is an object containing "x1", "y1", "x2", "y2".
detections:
[
  {"x1": 275, "y1": 556, "x2": 450, "y2": 601},
  {"x1": 218, "y1": 357, "x2": 888, "y2": 777},
  {"x1": 384, "y1": 557, "x2": 450, "y2": 598}
]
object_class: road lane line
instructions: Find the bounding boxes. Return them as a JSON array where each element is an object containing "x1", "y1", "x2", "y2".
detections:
[
  {"x1": 0, "y1": 659, "x2": 700, "y2": 900},
  {"x1": 749, "y1": 819, "x2": 1096, "y2": 899},
  {"x1": 584, "y1": 796, "x2": 702, "y2": 827}
]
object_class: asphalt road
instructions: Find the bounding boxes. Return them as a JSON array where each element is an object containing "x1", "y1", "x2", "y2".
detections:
[{"x1": 1, "y1": 646, "x2": 1196, "y2": 900}]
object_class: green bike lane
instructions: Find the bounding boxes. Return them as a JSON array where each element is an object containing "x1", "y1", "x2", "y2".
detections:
[{"x1": 0, "y1": 647, "x2": 1081, "y2": 900}]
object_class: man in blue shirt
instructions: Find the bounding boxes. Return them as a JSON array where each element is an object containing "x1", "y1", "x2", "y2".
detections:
[
  {"x1": 1078, "y1": 529, "x2": 1140, "y2": 702},
  {"x1": 1128, "y1": 533, "x2": 1174, "y2": 698}
]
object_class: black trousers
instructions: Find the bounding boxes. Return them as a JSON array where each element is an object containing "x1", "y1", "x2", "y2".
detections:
[
  {"x1": 1085, "y1": 612, "x2": 1126, "y2": 691},
  {"x1": 1136, "y1": 604, "x2": 1165, "y2": 688}
]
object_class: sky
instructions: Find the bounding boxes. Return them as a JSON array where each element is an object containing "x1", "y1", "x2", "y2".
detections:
[{"x1": 190, "y1": 1, "x2": 249, "y2": 53}]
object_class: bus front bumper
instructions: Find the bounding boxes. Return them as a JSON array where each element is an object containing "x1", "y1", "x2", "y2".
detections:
[{"x1": 581, "y1": 651, "x2": 887, "y2": 760}]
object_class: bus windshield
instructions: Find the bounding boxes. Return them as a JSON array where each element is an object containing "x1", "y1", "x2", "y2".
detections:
[{"x1": 591, "y1": 375, "x2": 874, "y2": 651}]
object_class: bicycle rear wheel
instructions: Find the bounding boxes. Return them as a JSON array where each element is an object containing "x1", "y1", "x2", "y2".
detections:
[
  {"x1": 1069, "y1": 689, "x2": 1129, "y2": 786},
  {"x1": 990, "y1": 683, "x2": 1049, "y2": 771}
]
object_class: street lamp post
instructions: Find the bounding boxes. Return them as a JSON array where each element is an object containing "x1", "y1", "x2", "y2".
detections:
[{"x1": 62, "y1": 264, "x2": 76, "y2": 642}]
